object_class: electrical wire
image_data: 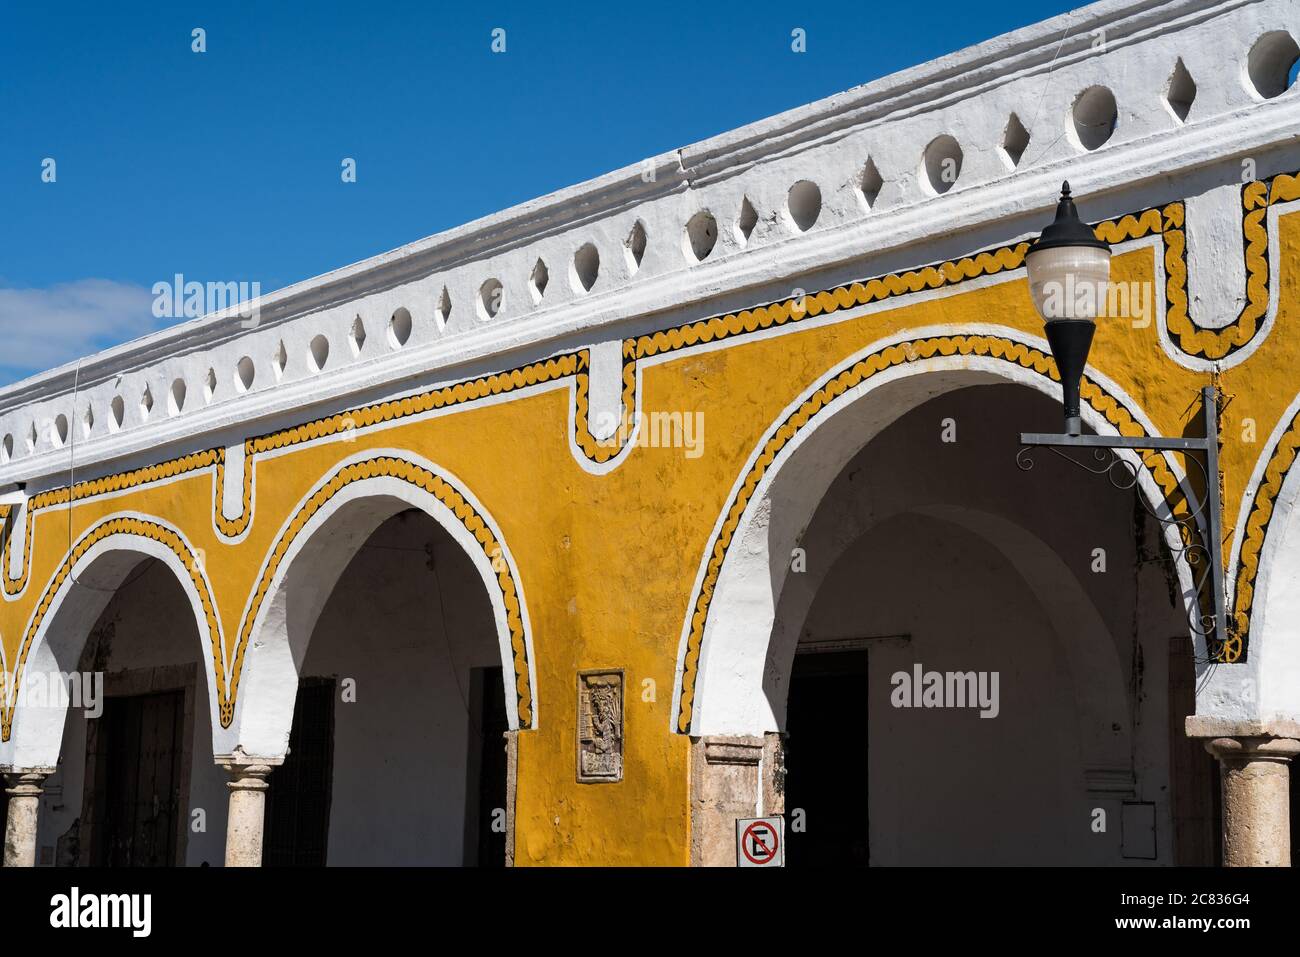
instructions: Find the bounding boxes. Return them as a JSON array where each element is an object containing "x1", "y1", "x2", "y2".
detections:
[{"x1": 1024, "y1": 13, "x2": 1077, "y2": 167}]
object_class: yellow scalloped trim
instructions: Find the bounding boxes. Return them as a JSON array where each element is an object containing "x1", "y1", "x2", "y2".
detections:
[
  {"x1": 571, "y1": 345, "x2": 640, "y2": 463},
  {"x1": 5, "y1": 176, "x2": 1294, "y2": 652},
  {"x1": 1, "y1": 516, "x2": 224, "y2": 740},
  {"x1": 225, "y1": 456, "x2": 533, "y2": 730},
  {"x1": 2, "y1": 450, "x2": 222, "y2": 596},
  {"x1": 1231, "y1": 401, "x2": 1300, "y2": 660}
]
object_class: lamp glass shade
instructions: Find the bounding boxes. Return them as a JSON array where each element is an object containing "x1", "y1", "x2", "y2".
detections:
[{"x1": 1026, "y1": 245, "x2": 1111, "y2": 322}]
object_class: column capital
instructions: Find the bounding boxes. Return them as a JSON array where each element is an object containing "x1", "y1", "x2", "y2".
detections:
[
  {"x1": 1185, "y1": 715, "x2": 1300, "y2": 740},
  {"x1": 214, "y1": 750, "x2": 283, "y2": 769},
  {"x1": 1185, "y1": 716, "x2": 1300, "y2": 763},
  {"x1": 2, "y1": 768, "x2": 54, "y2": 796},
  {"x1": 2, "y1": 768, "x2": 52, "y2": 867},
  {"x1": 1203, "y1": 735, "x2": 1300, "y2": 764},
  {"x1": 216, "y1": 755, "x2": 281, "y2": 793},
  {"x1": 1188, "y1": 719, "x2": 1300, "y2": 866}
]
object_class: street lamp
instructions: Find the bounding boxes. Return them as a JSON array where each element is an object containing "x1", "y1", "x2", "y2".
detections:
[
  {"x1": 1025, "y1": 182, "x2": 1111, "y2": 436},
  {"x1": 1016, "y1": 182, "x2": 1228, "y2": 655}
]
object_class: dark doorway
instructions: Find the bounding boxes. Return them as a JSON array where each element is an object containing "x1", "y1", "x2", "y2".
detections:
[
  {"x1": 465, "y1": 666, "x2": 509, "y2": 866},
  {"x1": 86, "y1": 690, "x2": 185, "y2": 866},
  {"x1": 1168, "y1": 636, "x2": 1220, "y2": 864},
  {"x1": 784, "y1": 649, "x2": 870, "y2": 866},
  {"x1": 264, "y1": 677, "x2": 336, "y2": 866}
]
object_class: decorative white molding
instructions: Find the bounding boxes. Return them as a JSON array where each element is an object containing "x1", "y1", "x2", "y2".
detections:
[{"x1": 0, "y1": 0, "x2": 1297, "y2": 489}]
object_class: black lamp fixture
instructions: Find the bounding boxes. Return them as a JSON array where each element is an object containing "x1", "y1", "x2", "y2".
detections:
[
  {"x1": 1016, "y1": 182, "x2": 1229, "y2": 655},
  {"x1": 1024, "y1": 182, "x2": 1112, "y2": 436}
]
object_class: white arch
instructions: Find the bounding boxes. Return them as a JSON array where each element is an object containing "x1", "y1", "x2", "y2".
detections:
[
  {"x1": 222, "y1": 448, "x2": 537, "y2": 760},
  {"x1": 1226, "y1": 446, "x2": 1300, "y2": 724},
  {"x1": 673, "y1": 330, "x2": 1201, "y2": 735},
  {"x1": 1, "y1": 515, "x2": 220, "y2": 770}
]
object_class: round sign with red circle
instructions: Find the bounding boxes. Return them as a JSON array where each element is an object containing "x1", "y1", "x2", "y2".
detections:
[{"x1": 740, "y1": 820, "x2": 780, "y2": 865}]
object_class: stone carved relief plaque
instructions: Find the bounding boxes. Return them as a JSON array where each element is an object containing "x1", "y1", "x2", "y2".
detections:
[{"x1": 577, "y1": 670, "x2": 623, "y2": 783}]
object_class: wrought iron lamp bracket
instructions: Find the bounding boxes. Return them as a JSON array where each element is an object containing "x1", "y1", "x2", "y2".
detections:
[{"x1": 1016, "y1": 386, "x2": 1227, "y2": 656}]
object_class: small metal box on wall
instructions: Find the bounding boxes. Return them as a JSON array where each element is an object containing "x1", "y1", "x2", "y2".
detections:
[{"x1": 576, "y1": 670, "x2": 623, "y2": 783}]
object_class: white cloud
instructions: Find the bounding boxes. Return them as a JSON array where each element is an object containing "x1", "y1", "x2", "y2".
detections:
[{"x1": 0, "y1": 280, "x2": 162, "y2": 386}]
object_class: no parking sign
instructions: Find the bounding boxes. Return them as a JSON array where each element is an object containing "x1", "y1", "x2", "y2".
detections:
[{"x1": 736, "y1": 817, "x2": 784, "y2": 867}]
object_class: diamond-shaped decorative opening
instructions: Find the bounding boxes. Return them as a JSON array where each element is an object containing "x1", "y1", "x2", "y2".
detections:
[
  {"x1": 1001, "y1": 114, "x2": 1030, "y2": 169},
  {"x1": 204, "y1": 368, "x2": 217, "y2": 403},
  {"x1": 529, "y1": 259, "x2": 549, "y2": 303},
  {"x1": 26, "y1": 422, "x2": 37, "y2": 451},
  {"x1": 52, "y1": 414, "x2": 68, "y2": 447},
  {"x1": 140, "y1": 386, "x2": 154, "y2": 419},
  {"x1": 859, "y1": 158, "x2": 883, "y2": 208},
  {"x1": 625, "y1": 221, "x2": 647, "y2": 272},
  {"x1": 349, "y1": 316, "x2": 367, "y2": 356},
  {"x1": 1166, "y1": 58, "x2": 1197, "y2": 123},
  {"x1": 1, "y1": 434, "x2": 11, "y2": 462},
  {"x1": 110, "y1": 395, "x2": 125, "y2": 431},
  {"x1": 82, "y1": 404, "x2": 95, "y2": 436},
  {"x1": 273, "y1": 340, "x2": 287, "y2": 379},
  {"x1": 736, "y1": 197, "x2": 758, "y2": 244},
  {"x1": 434, "y1": 289, "x2": 451, "y2": 330}
]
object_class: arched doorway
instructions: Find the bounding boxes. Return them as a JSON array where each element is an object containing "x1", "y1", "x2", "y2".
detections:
[
  {"x1": 226, "y1": 454, "x2": 535, "y2": 866},
  {"x1": 680, "y1": 361, "x2": 1214, "y2": 865},
  {"x1": 261, "y1": 508, "x2": 512, "y2": 865},
  {"x1": 9, "y1": 530, "x2": 228, "y2": 866}
]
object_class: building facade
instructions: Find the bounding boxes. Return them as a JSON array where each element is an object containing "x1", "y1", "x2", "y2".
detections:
[{"x1": 3, "y1": 0, "x2": 1300, "y2": 866}]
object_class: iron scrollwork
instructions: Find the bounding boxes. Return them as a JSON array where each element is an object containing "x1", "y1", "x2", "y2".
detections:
[{"x1": 1016, "y1": 386, "x2": 1228, "y2": 664}]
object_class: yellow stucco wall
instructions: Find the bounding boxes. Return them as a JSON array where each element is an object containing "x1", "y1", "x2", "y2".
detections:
[{"x1": 2, "y1": 174, "x2": 1298, "y2": 865}]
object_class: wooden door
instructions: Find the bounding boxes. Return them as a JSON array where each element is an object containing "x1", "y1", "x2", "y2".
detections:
[{"x1": 87, "y1": 690, "x2": 184, "y2": 866}]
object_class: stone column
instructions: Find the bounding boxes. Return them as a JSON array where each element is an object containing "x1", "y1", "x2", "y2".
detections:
[
  {"x1": 3, "y1": 769, "x2": 52, "y2": 867},
  {"x1": 1186, "y1": 717, "x2": 1300, "y2": 867},
  {"x1": 219, "y1": 759, "x2": 278, "y2": 867},
  {"x1": 503, "y1": 730, "x2": 518, "y2": 868},
  {"x1": 689, "y1": 733, "x2": 785, "y2": 866}
]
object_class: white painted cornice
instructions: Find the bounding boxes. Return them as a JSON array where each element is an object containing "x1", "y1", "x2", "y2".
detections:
[{"x1": 1, "y1": 0, "x2": 1297, "y2": 487}]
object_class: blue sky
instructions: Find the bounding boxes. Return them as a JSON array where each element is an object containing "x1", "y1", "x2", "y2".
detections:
[{"x1": 0, "y1": 0, "x2": 1084, "y2": 384}]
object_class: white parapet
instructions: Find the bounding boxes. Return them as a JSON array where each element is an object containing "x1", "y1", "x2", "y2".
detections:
[{"x1": 0, "y1": 0, "x2": 1298, "y2": 488}]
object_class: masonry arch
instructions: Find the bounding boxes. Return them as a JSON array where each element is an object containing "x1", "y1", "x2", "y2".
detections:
[
  {"x1": 224, "y1": 449, "x2": 535, "y2": 865},
  {"x1": 677, "y1": 333, "x2": 1210, "y2": 865},
  {"x1": 674, "y1": 332, "x2": 1202, "y2": 737},
  {"x1": 1232, "y1": 409, "x2": 1300, "y2": 721},
  {"x1": 3, "y1": 515, "x2": 221, "y2": 768},
  {"x1": 2, "y1": 516, "x2": 230, "y2": 865}
]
